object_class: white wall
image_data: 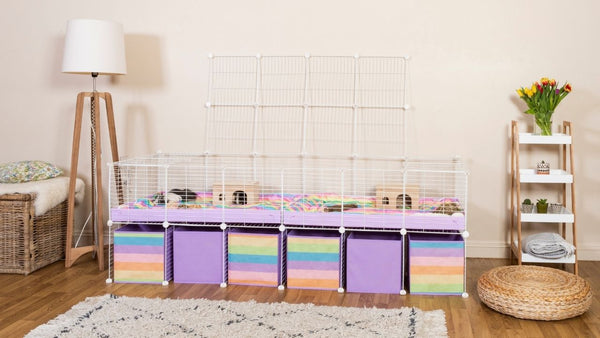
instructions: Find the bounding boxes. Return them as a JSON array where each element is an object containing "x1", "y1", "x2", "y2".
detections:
[{"x1": 1, "y1": 0, "x2": 599, "y2": 259}]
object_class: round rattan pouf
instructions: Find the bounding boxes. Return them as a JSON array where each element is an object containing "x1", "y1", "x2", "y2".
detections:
[{"x1": 477, "y1": 265, "x2": 592, "y2": 321}]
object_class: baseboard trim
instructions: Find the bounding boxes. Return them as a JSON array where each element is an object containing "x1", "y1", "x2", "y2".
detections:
[{"x1": 467, "y1": 240, "x2": 600, "y2": 261}]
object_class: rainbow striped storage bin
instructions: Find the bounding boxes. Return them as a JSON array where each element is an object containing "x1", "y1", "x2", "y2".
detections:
[
  {"x1": 227, "y1": 228, "x2": 281, "y2": 287},
  {"x1": 286, "y1": 230, "x2": 340, "y2": 290},
  {"x1": 408, "y1": 233, "x2": 464, "y2": 295},
  {"x1": 114, "y1": 224, "x2": 173, "y2": 284}
]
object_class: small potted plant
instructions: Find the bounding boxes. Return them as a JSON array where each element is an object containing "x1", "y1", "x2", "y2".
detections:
[
  {"x1": 536, "y1": 161, "x2": 550, "y2": 175},
  {"x1": 521, "y1": 198, "x2": 534, "y2": 213},
  {"x1": 536, "y1": 198, "x2": 548, "y2": 213}
]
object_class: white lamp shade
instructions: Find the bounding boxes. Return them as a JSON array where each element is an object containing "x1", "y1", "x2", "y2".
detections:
[{"x1": 62, "y1": 19, "x2": 127, "y2": 75}]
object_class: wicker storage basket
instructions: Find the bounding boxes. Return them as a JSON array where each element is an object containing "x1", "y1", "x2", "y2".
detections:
[{"x1": 0, "y1": 193, "x2": 67, "y2": 274}]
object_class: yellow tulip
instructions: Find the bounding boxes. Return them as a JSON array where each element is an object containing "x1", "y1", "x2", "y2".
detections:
[
  {"x1": 524, "y1": 88, "x2": 533, "y2": 97},
  {"x1": 516, "y1": 89, "x2": 524, "y2": 97}
]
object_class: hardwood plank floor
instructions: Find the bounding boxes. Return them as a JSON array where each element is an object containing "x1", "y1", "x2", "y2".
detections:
[{"x1": 1, "y1": 256, "x2": 599, "y2": 337}]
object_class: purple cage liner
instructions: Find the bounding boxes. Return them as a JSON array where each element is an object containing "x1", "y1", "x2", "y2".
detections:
[
  {"x1": 114, "y1": 223, "x2": 173, "y2": 284},
  {"x1": 110, "y1": 208, "x2": 464, "y2": 231},
  {"x1": 346, "y1": 232, "x2": 403, "y2": 294},
  {"x1": 173, "y1": 227, "x2": 223, "y2": 284}
]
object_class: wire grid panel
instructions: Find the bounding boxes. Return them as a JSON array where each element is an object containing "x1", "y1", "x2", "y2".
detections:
[
  {"x1": 279, "y1": 161, "x2": 467, "y2": 231},
  {"x1": 205, "y1": 55, "x2": 408, "y2": 159}
]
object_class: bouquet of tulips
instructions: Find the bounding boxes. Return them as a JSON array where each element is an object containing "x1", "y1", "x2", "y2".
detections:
[{"x1": 516, "y1": 78, "x2": 571, "y2": 135}]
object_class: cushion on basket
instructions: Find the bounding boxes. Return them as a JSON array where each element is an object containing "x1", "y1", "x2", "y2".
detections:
[
  {"x1": 477, "y1": 265, "x2": 592, "y2": 321},
  {"x1": 0, "y1": 160, "x2": 62, "y2": 183},
  {"x1": 0, "y1": 177, "x2": 84, "y2": 216}
]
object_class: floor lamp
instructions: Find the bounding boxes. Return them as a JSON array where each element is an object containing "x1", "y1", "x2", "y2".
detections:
[{"x1": 62, "y1": 19, "x2": 127, "y2": 270}]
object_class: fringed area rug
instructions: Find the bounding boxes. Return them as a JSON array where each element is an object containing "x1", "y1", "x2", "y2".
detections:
[{"x1": 26, "y1": 294, "x2": 447, "y2": 337}]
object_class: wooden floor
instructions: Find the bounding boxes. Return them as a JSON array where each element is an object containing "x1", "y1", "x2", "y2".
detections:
[{"x1": 1, "y1": 256, "x2": 598, "y2": 337}]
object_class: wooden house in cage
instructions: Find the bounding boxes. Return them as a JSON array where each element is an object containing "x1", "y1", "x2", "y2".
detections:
[
  {"x1": 375, "y1": 184, "x2": 420, "y2": 210},
  {"x1": 212, "y1": 181, "x2": 259, "y2": 206}
]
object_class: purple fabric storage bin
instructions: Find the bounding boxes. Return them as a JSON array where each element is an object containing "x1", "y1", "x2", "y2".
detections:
[
  {"x1": 173, "y1": 227, "x2": 223, "y2": 284},
  {"x1": 346, "y1": 232, "x2": 403, "y2": 294}
]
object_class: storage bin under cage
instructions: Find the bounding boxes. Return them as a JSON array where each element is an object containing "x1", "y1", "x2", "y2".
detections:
[
  {"x1": 346, "y1": 231, "x2": 403, "y2": 294},
  {"x1": 173, "y1": 226, "x2": 224, "y2": 284},
  {"x1": 227, "y1": 228, "x2": 282, "y2": 287},
  {"x1": 113, "y1": 224, "x2": 173, "y2": 284},
  {"x1": 286, "y1": 230, "x2": 341, "y2": 290},
  {"x1": 408, "y1": 233, "x2": 465, "y2": 295}
]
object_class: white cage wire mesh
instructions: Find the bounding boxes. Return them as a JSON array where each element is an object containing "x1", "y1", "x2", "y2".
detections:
[
  {"x1": 109, "y1": 154, "x2": 467, "y2": 233},
  {"x1": 109, "y1": 56, "x2": 467, "y2": 233},
  {"x1": 204, "y1": 55, "x2": 409, "y2": 159}
]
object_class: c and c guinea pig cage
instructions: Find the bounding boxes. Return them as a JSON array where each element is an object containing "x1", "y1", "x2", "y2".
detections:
[{"x1": 107, "y1": 55, "x2": 468, "y2": 296}]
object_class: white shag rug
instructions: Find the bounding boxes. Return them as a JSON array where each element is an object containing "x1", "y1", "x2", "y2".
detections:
[{"x1": 26, "y1": 294, "x2": 447, "y2": 337}]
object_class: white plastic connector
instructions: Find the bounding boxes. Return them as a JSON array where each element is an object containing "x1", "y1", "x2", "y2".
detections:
[
  {"x1": 220, "y1": 282, "x2": 227, "y2": 288},
  {"x1": 220, "y1": 223, "x2": 227, "y2": 230},
  {"x1": 462, "y1": 292, "x2": 469, "y2": 298},
  {"x1": 107, "y1": 220, "x2": 113, "y2": 228},
  {"x1": 400, "y1": 289, "x2": 407, "y2": 295},
  {"x1": 106, "y1": 278, "x2": 113, "y2": 284},
  {"x1": 304, "y1": 52, "x2": 311, "y2": 59},
  {"x1": 337, "y1": 287, "x2": 345, "y2": 293},
  {"x1": 162, "y1": 221, "x2": 169, "y2": 229},
  {"x1": 278, "y1": 224, "x2": 286, "y2": 232},
  {"x1": 162, "y1": 281, "x2": 169, "y2": 286},
  {"x1": 278, "y1": 285, "x2": 285, "y2": 291},
  {"x1": 205, "y1": 102, "x2": 211, "y2": 108},
  {"x1": 338, "y1": 227, "x2": 345, "y2": 234},
  {"x1": 400, "y1": 228, "x2": 407, "y2": 236},
  {"x1": 208, "y1": 53, "x2": 214, "y2": 59},
  {"x1": 354, "y1": 54, "x2": 360, "y2": 59},
  {"x1": 461, "y1": 230, "x2": 470, "y2": 239},
  {"x1": 256, "y1": 53, "x2": 262, "y2": 59}
]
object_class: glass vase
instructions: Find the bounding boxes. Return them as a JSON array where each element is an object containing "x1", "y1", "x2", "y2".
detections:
[{"x1": 533, "y1": 115, "x2": 553, "y2": 136}]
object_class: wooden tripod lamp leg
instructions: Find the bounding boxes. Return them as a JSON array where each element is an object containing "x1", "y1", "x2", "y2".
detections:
[
  {"x1": 65, "y1": 91, "x2": 119, "y2": 271},
  {"x1": 66, "y1": 93, "x2": 95, "y2": 268}
]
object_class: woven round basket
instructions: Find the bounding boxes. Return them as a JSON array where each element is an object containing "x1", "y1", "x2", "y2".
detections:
[{"x1": 477, "y1": 265, "x2": 592, "y2": 321}]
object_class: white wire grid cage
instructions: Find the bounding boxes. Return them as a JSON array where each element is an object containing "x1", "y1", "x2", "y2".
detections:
[
  {"x1": 106, "y1": 55, "x2": 468, "y2": 294},
  {"x1": 108, "y1": 154, "x2": 468, "y2": 232}
]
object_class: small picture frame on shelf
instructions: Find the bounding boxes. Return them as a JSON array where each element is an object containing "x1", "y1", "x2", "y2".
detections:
[{"x1": 536, "y1": 161, "x2": 550, "y2": 175}]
